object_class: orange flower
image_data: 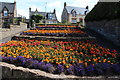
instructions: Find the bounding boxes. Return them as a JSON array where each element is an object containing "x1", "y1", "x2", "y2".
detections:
[
  {"x1": 84, "y1": 62, "x2": 87, "y2": 66},
  {"x1": 107, "y1": 60, "x2": 111, "y2": 63},
  {"x1": 79, "y1": 52, "x2": 83, "y2": 54}
]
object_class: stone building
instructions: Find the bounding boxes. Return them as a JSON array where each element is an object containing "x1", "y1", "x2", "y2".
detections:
[
  {"x1": 29, "y1": 8, "x2": 58, "y2": 24},
  {"x1": 0, "y1": 0, "x2": 17, "y2": 28},
  {"x1": 61, "y1": 2, "x2": 89, "y2": 26}
]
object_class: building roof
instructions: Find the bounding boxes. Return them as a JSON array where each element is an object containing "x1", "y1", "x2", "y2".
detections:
[
  {"x1": 66, "y1": 6, "x2": 89, "y2": 15},
  {"x1": 30, "y1": 11, "x2": 57, "y2": 20},
  {"x1": 31, "y1": 11, "x2": 47, "y2": 16},
  {"x1": 0, "y1": 2, "x2": 15, "y2": 13}
]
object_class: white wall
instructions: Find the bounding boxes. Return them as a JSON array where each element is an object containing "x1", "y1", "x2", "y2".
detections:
[{"x1": 69, "y1": 14, "x2": 86, "y2": 26}]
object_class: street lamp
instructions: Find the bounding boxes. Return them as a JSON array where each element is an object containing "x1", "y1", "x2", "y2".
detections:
[{"x1": 45, "y1": 2, "x2": 47, "y2": 26}]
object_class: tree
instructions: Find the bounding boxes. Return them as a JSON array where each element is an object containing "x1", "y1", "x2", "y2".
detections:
[{"x1": 31, "y1": 14, "x2": 44, "y2": 23}]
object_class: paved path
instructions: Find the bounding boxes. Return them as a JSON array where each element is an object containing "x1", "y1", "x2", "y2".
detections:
[{"x1": 0, "y1": 27, "x2": 29, "y2": 43}]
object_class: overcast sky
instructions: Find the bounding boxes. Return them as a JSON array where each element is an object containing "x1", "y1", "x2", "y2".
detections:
[{"x1": 1, "y1": 0, "x2": 99, "y2": 22}]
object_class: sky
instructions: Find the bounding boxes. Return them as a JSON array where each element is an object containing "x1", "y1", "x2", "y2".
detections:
[{"x1": 1, "y1": 0, "x2": 99, "y2": 22}]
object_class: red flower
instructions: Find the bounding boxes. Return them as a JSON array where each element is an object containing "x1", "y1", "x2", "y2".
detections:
[{"x1": 112, "y1": 50, "x2": 117, "y2": 53}]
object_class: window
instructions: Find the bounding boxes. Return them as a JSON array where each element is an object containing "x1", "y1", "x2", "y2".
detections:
[
  {"x1": 72, "y1": 18, "x2": 77, "y2": 23},
  {"x1": 49, "y1": 21, "x2": 53, "y2": 24},
  {"x1": 72, "y1": 12, "x2": 76, "y2": 17},
  {"x1": 71, "y1": 9, "x2": 76, "y2": 17},
  {"x1": 4, "y1": 11, "x2": 8, "y2": 16},
  {"x1": 79, "y1": 18, "x2": 83, "y2": 23},
  {"x1": 48, "y1": 14, "x2": 52, "y2": 19}
]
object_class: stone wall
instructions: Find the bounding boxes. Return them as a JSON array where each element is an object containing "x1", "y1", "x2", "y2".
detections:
[
  {"x1": 0, "y1": 62, "x2": 120, "y2": 80},
  {"x1": 0, "y1": 13, "x2": 2, "y2": 28},
  {"x1": 86, "y1": 19, "x2": 120, "y2": 46}
]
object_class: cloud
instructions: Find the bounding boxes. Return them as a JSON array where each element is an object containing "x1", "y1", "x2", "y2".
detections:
[
  {"x1": 68, "y1": 0, "x2": 99, "y2": 10},
  {"x1": 17, "y1": 8, "x2": 29, "y2": 18},
  {"x1": 17, "y1": 0, "x2": 43, "y2": 2},
  {"x1": 56, "y1": 11, "x2": 62, "y2": 22},
  {"x1": 99, "y1": 0, "x2": 120, "y2": 2},
  {"x1": 47, "y1": 1, "x2": 62, "y2": 8},
  {"x1": 30, "y1": 5, "x2": 41, "y2": 11},
  {"x1": 1, "y1": 0, "x2": 99, "y2": 21}
]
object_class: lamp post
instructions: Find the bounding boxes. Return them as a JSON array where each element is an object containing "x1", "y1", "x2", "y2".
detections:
[{"x1": 45, "y1": 2, "x2": 47, "y2": 26}]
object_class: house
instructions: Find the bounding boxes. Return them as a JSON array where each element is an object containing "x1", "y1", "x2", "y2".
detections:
[
  {"x1": 29, "y1": 8, "x2": 58, "y2": 24},
  {"x1": 61, "y1": 2, "x2": 89, "y2": 26},
  {"x1": 0, "y1": 0, "x2": 17, "y2": 28}
]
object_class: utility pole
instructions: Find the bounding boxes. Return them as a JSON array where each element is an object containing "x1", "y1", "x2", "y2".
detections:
[{"x1": 45, "y1": 2, "x2": 47, "y2": 26}]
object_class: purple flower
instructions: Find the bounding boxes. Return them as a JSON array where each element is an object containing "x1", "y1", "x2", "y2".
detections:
[
  {"x1": 45, "y1": 63, "x2": 55, "y2": 73},
  {"x1": 111, "y1": 64, "x2": 120, "y2": 74},
  {"x1": 74, "y1": 63, "x2": 85, "y2": 76},
  {"x1": 23, "y1": 59, "x2": 34, "y2": 68},
  {"x1": 31, "y1": 60, "x2": 39, "y2": 69},
  {"x1": 9, "y1": 57, "x2": 17, "y2": 64},
  {"x1": 16, "y1": 56, "x2": 26, "y2": 64},
  {"x1": 2, "y1": 57, "x2": 10, "y2": 63},
  {"x1": 38, "y1": 62, "x2": 46, "y2": 70},
  {"x1": 94, "y1": 68, "x2": 104, "y2": 75},
  {"x1": 85, "y1": 65, "x2": 94, "y2": 75},
  {"x1": 57, "y1": 64, "x2": 64, "y2": 73},
  {"x1": 67, "y1": 66, "x2": 74, "y2": 75},
  {"x1": 94, "y1": 63, "x2": 111, "y2": 73}
]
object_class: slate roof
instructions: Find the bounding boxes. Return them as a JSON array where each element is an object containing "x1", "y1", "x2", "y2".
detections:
[
  {"x1": 31, "y1": 11, "x2": 47, "y2": 16},
  {"x1": 0, "y1": 2, "x2": 15, "y2": 13},
  {"x1": 66, "y1": 6, "x2": 89, "y2": 15},
  {"x1": 30, "y1": 11, "x2": 57, "y2": 20}
]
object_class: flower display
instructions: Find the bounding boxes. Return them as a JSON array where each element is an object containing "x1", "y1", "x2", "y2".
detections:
[
  {"x1": 1, "y1": 56, "x2": 120, "y2": 75},
  {"x1": 36, "y1": 25, "x2": 77, "y2": 28},
  {"x1": 1, "y1": 24, "x2": 120, "y2": 76},
  {"x1": 1, "y1": 39, "x2": 119, "y2": 69},
  {"x1": 20, "y1": 29, "x2": 88, "y2": 37}
]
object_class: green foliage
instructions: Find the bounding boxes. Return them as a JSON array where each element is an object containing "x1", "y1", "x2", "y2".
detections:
[
  {"x1": 31, "y1": 14, "x2": 44, "y2": 23},
  {"x1": 62, "y1": 20, "x2": 68, "y2": 24},
  {"x1": 85, "y1": 2, "x2": 120, "y2": 22}
]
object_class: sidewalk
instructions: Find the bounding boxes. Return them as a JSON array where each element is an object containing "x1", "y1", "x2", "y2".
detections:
[{"x1": 0, "y1": 27, "x2": 29, "y2": 42}]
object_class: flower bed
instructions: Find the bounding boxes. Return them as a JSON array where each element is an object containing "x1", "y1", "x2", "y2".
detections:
[
  {"x1": 20, "y1": 29, "x2": 88, "y2": 37},
  {"x1": 35, "y1": 25, "x2": 81, "y2": 30},
  {"x1": 36, "y1": 25, "x2": 77, "y2": 28},
  {"x1": 0, "y1": 39, "x2": 120, "y2": 76}
]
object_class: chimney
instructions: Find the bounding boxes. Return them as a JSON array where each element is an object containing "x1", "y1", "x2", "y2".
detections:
[
  {"x1": 64, "y1": 2, "x2": 66, "y2": 7},
  {"x1": 53, "y1": 9, "x2": 56, "y2": 13},
  {"x1": 86, "y1": 6, "x2": 89, "y2": 9},
  {"x1": 35, "y1": 8, "x2": 38, "y2": 12},
  {"x1": 14, "y1": 0, "x2": 17, "y2": 17},
  {"x1": 14, "y1": 0, "x2": 16, "y2": 3},
  {"x1": 29, "y1": 7, "x2": 31, "y2": 12}
]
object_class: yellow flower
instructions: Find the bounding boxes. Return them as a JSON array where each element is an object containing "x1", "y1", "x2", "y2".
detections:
[{"x1": 66, "y1": 65, "x2": 69, "y2": 68}]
